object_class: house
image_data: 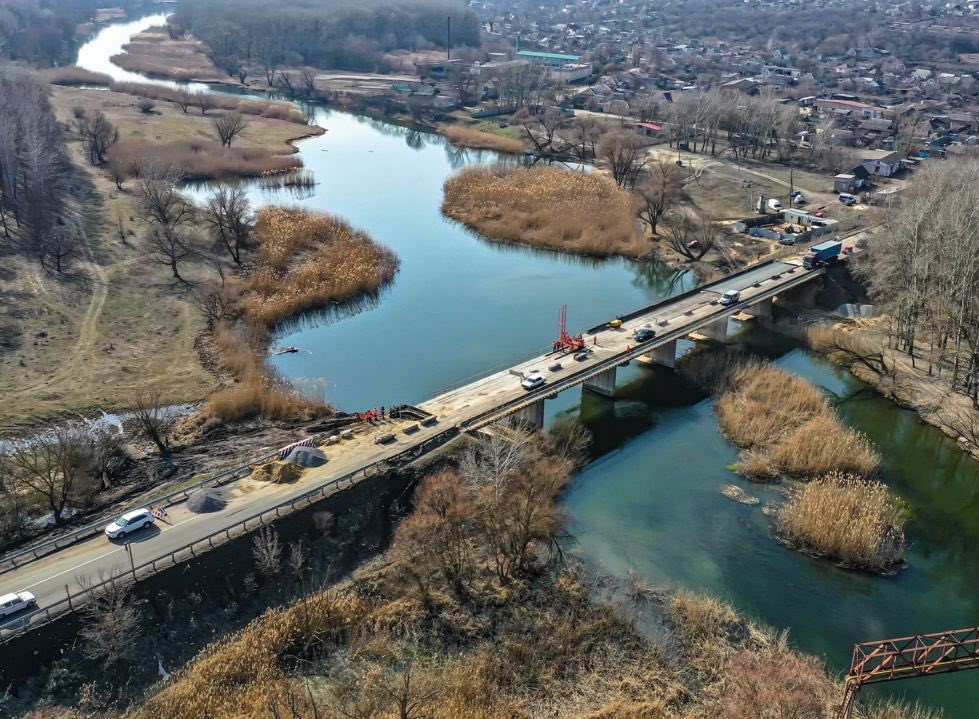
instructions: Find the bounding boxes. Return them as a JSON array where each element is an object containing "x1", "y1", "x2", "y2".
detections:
[
  {"x1": 516, "y1": 50, "x2": 581, "y2": 67},
  {"x1": 834, "y1": 174, "x2": 858, "y2": 193},
  {"x1": 859, "y1": 149, "x2": 902, "y2": 177},
  {"x1": 632, "y1": 121, "x2": 664, "y2": 137},
  {"x1": 815, "y1": 98, "x2": 884, "y2": 119},
  {"x1": 720, "y1": 77, "x2": 760, "y2": 95}
]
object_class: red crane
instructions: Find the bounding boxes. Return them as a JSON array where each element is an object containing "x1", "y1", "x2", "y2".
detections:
[{"x1": 552, "y1": 305, "x2": 586, "y2": 353}]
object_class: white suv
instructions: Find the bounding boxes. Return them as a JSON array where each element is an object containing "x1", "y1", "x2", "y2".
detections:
[
  {"x1": 0, "y1": 591, "x2": 37, "y2": 618},
  {"x1": 105, "y1": 508, "x2": 155, "y2": 539}
]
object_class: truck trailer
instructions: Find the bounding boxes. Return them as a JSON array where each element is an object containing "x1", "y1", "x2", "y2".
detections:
[{"x1": 803, "y1": 239, "x2": 842, "y2": 270}]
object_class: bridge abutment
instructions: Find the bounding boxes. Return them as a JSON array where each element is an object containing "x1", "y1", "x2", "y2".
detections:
[
  {"x1": 696, "y1": 317, "x2": 728, "y2": 342},
  {"x1": 583, "y1": 367, "x2": 617, "y2": 398}
]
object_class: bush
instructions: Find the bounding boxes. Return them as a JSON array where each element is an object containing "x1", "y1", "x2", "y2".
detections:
[
  {"x1": 109, "y1": 82, "x2": 307, "y2": 123},
  {"x1": 777, "y1": 472, "x2": 907, "y2": 571},
  {"x1": 45, "y1": 66, "x2": 113, "y2": 86},
  {"x1": 108, "y1": 138, "x2": 301, "y2": 181},
  {"x1": 442, "y1": 165, "x2": 646, "y2": 258}
]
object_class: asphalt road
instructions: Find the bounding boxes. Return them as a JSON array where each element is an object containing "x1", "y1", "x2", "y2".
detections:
[{"x1": 0, "y1": 257, "x2": 820, "y2": 637}]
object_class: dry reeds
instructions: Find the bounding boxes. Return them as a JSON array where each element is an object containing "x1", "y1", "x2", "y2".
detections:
[
  {"x1": 715, "y1": 360, "x2": 879, "y2": 479},
  {"x1": 109, "y1": 82, "x2": 308, "y2": 124},
  {"x1": 240, "y1": 207, "x2": 399, "y2": 327},
  {"x1": 439, "y1": 125, "x2": 524, "y2": 154},
  {"x1": 109, "y1": 138, "x2": 301, "y2": 180},
  {"x1": 45, "y1": 66, "x2": 112, "y2": 86},
  {"x1": 442, "y1": 165, "x2": 647, "y2": 258},
  {"x1": 777, "y1": 472, "x2": 907, "y2": 571}
]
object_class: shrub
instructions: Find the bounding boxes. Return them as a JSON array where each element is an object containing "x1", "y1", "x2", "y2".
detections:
[
  {"x1": 439, "y1": 125, "x2": 523, "y2": 153},
  {"x1": 777, "y1": 472, "x2": 907, "y2": 571},
  {"x1": 108, "y1": 138, "x2": 301, "y2": 181},
  {"x1": 45, "y1": 66, "x2": 112, "y2": 86},
  {"x1": 719, "y1": 645, "x2": 832, "y2": 719},
  {"x1": 109, "y1": 82, "x2": 307, "y2": 124},
  {"x1": 442, "y1": 165, "x2": 646, "y2": 258}
]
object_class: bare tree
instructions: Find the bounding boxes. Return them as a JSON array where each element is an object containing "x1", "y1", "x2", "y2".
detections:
[
  {"x1": 136, "y1": 166, "x2": 194, "y2": 229},
  {"x1": 146, "y1": 225, "x2": 196, "y2": 281},
  {"x1": 204, "y1": 185, "x2": 253, "y2": 264},
  {"x1": 195, "y1": 270, "x2": 240, "y2": 329},
  {"x1": 195, "y1": 92, "x2": 217, "y2": 116},
  {"x1": 567, "y1": 115, "x2": 605, "y2": 162},
  {"x1": 213, "y1": 111, "x2": 248, "y2": 147},
  {"x1": 79, "y1": 111, "x2": 118, "y2": 165},
  {"x1": 665, "y1": 214, "x2": 716, "y2": 261},
  {"x1": 130, "y1": 391, "x2": 175, "y2": 456},
  {"x1": 175, "y1": 89, "x2": 194, "y2": 113},
  {"x1": 599, "y1": 131, "x2": 648, "y2": 188},
  {"x1": 6, "y1": 427, "x2": 93, "y2": 525},
  {"x1": 634, "y1": 159, "x2": 685, "y2": 236},
  {"x1": 253, "y1": 526, "x2": 282, "y2": 578},
  {"x1": 514, "y1": 107, "x2": 565, "y2": 154},
  {"x1": 78, "y1": 576, "x2": 142, "y2": 667}
]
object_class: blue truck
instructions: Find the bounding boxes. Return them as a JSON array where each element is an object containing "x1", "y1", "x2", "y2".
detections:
[{"x1": 803, "y1": 239, "x2": 842, "y2": 270}]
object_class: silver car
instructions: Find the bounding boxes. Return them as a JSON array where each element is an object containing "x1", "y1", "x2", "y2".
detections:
[{"x1": 0, "y1": 591, "x2": 37, "y2": 618}]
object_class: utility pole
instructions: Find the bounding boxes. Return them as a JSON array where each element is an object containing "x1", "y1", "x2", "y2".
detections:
[
  {"x1": 124, "y1": 541, "x2": 135, "y2": 579},
  {"x1": 789, "y1": 165, "x2": 794, "y2": 204},
  {"x1": 446, "y1": 15, "x2": 451, "y2": 61}
]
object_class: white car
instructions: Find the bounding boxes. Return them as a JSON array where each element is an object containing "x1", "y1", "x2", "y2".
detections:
[
  {"x1": 719, "y1": 290, "x2": 741, "y2": 306},
  {"x1": 105, "y1": 508, "x2": 155, "y2": 539},
  {"x1": 0, "y1": 591, "x2": 37, "y2": 618},
  {"x1": 521, "y1": 371, "x2": 546, "y2": 390}
]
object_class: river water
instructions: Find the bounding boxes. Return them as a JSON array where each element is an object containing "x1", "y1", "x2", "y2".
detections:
[{"x1": 77, "y1": 16, "x2": 979, "y2": 714}]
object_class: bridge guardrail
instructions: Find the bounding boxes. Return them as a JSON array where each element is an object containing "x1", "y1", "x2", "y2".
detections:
[
  {"x1": 0, "y1": 426, "x2": 353, "y2": 577},
  {"x1": 463, "y1": 265, "x2": 821, "y2": 431},
  {"x1": 0, "y1": 426, "x2": 459, "y2": 643}
]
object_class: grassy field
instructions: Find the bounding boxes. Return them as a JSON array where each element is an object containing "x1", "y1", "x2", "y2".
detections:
[{"x1": 0, "y1": 87, "x2": 325, "y2": 434}]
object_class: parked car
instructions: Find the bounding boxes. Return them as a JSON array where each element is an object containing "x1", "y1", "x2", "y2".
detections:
[
  {"x1": 0, "y1": 591, "x2": 37, "y2": 618},
  {"x1": 791, "y1": 191, "x2": 806, "y2": 206},
  {"x1": 719, "y1": 289, "x2": 741, "y2": 306},
  {"x1": 767, "y1": 198, "x2": 783, "y2": 212},
  {"x1": 839, "y1": 193, "x2": 858, "y2": 206},
  {"x1": 521, "y1": 371, "x2": 546, "y2": 390},
  {"x1": 105, "y1": 508, "x2": 155, "y2": 539},
  {"x1": 634, "y1": 327, "x2": 656, "y2": 342}
]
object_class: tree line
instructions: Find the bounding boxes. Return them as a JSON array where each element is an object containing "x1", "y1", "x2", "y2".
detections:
[
  {"x1": 0, "y1": 68, "x2": 82, "y2": 272},
  {"x1": 858, "y1": 159, "x2": 979, "y2": 411},
  {"x1": 170, "y1": 0, "x2": 480, "y2": 77}
]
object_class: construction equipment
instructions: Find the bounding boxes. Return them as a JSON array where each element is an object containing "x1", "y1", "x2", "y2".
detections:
[
  {"x1": 837, "y1": 626, "x2": 979, "y2": 719},
  {"x1": 552, "y1": 305, "x2": 586, "y2": 354}
]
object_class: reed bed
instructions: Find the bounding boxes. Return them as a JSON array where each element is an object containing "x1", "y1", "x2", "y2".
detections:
[
  {"x1": 45, "y1": 66, "x2": 112, "y2": 86},
  {"x1": 442, "y1": 165, "x2": 647, "y2": 258},
  {"x1": 109, "y1": 138, "x2": 301, "y2": 180},
  {"x1": 715, "y1": 360, "x2": 879, "y2": 480},
  {"x1": 109, "y1": 81, "x2": 308, "y2": 124},
  {"x1": 777, "y1": 472, "x2": 907, "y2": 571},
  {"x1": 240, "y1": 207, "x2": 399, "y2": 327},
  {"x1": 439, "y1": 124, "x2": 524, "y2": 154}
]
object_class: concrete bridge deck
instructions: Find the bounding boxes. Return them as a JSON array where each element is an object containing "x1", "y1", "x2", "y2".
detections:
[{"x1": 0, "y1": 258, "x2": 823, "y2": 641}]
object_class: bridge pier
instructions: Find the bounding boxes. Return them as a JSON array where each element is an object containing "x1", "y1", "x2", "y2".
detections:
[
  {"x1": 651, "y1": 340, "x2": 677, "y2": 368},
  {"x1": 513, "y1": 399, "x2": 545, "y2": 429},
  {"x1": 583, "y1": 367, "x2": 617, "y2": 398},
  {"x1": 696, "y1": 317, "x2": 728, "y2": 342},
  {"x1": 744, "y1": 296, "x2": 773, "y2": 320}
]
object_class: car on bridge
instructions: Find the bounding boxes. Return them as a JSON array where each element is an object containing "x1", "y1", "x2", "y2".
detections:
[
  {"x1": 633, "y1": 326, "x2": 656, "y2": 342},
  {"x1": 521, "y1": 371, "x2": 546, "y2": 390},
  {"x1": 719, "y1": 290, "x2": 741, "y2": 306},
  {"x1": 105, "y1": 508, "x2": 155, "y2": 539},
  {"x1": 0, "y1": 590, "x2": 37, "y2": 618}
]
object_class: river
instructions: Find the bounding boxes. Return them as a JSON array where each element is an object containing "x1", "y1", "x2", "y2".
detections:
[{"x1": 76, "y1": 16, "x2": 979, "y2": 714}]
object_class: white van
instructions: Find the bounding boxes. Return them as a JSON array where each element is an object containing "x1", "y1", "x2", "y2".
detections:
[
  {"x1": 767, "y1": 198, "x2": 783, "y2": 212},
  {"x1": 719, "y1": 290, "x2": 741, "y2": 306},
  {"x1": 839, "y1": 193, "x2": 858, "y2": 206}
]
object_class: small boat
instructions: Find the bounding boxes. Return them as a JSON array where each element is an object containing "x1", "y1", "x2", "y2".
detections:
[{"x1": 271, "y1": 345, "x2": 300, "y2": 356}]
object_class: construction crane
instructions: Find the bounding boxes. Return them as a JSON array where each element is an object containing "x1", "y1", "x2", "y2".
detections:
[
  {"x1": 552, "y1": 305, "x2": 586, "y2": 354},
  {"x1": 838, "y1": 626, "x2": 979, "y2": 719}
]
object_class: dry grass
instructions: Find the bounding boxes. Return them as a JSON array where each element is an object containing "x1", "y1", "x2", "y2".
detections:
[
  {"x1": 44, "y1": 66, "x2": 112, "y2": 86},
  {"x1": 199, "y1": 208, "x2": 398, "y2": 425},
  {"x1": 777, "y1": 472, "x2": 907, "y2": 571},
  {"x1": 439, "y1": 124, "x2": 524, "y2": 153},
  {"x1": 109, "y1": 137, "x2": 301, "y2": 181},
  {"x1": 109, "y1": 25, "x2": 226, "y2": 83},
  {"x1": 442, "y1": 165, "x2": 647, "y2": 258},
  {"x1": 240, "y1": 207, "x2": 399, "y2": 327},
  {"x1": 109, "y1": 82, "x2": 308, "y2": 124},
  {"x1": 715, "y1": 360, "x2": 880, "y2": 480}
]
